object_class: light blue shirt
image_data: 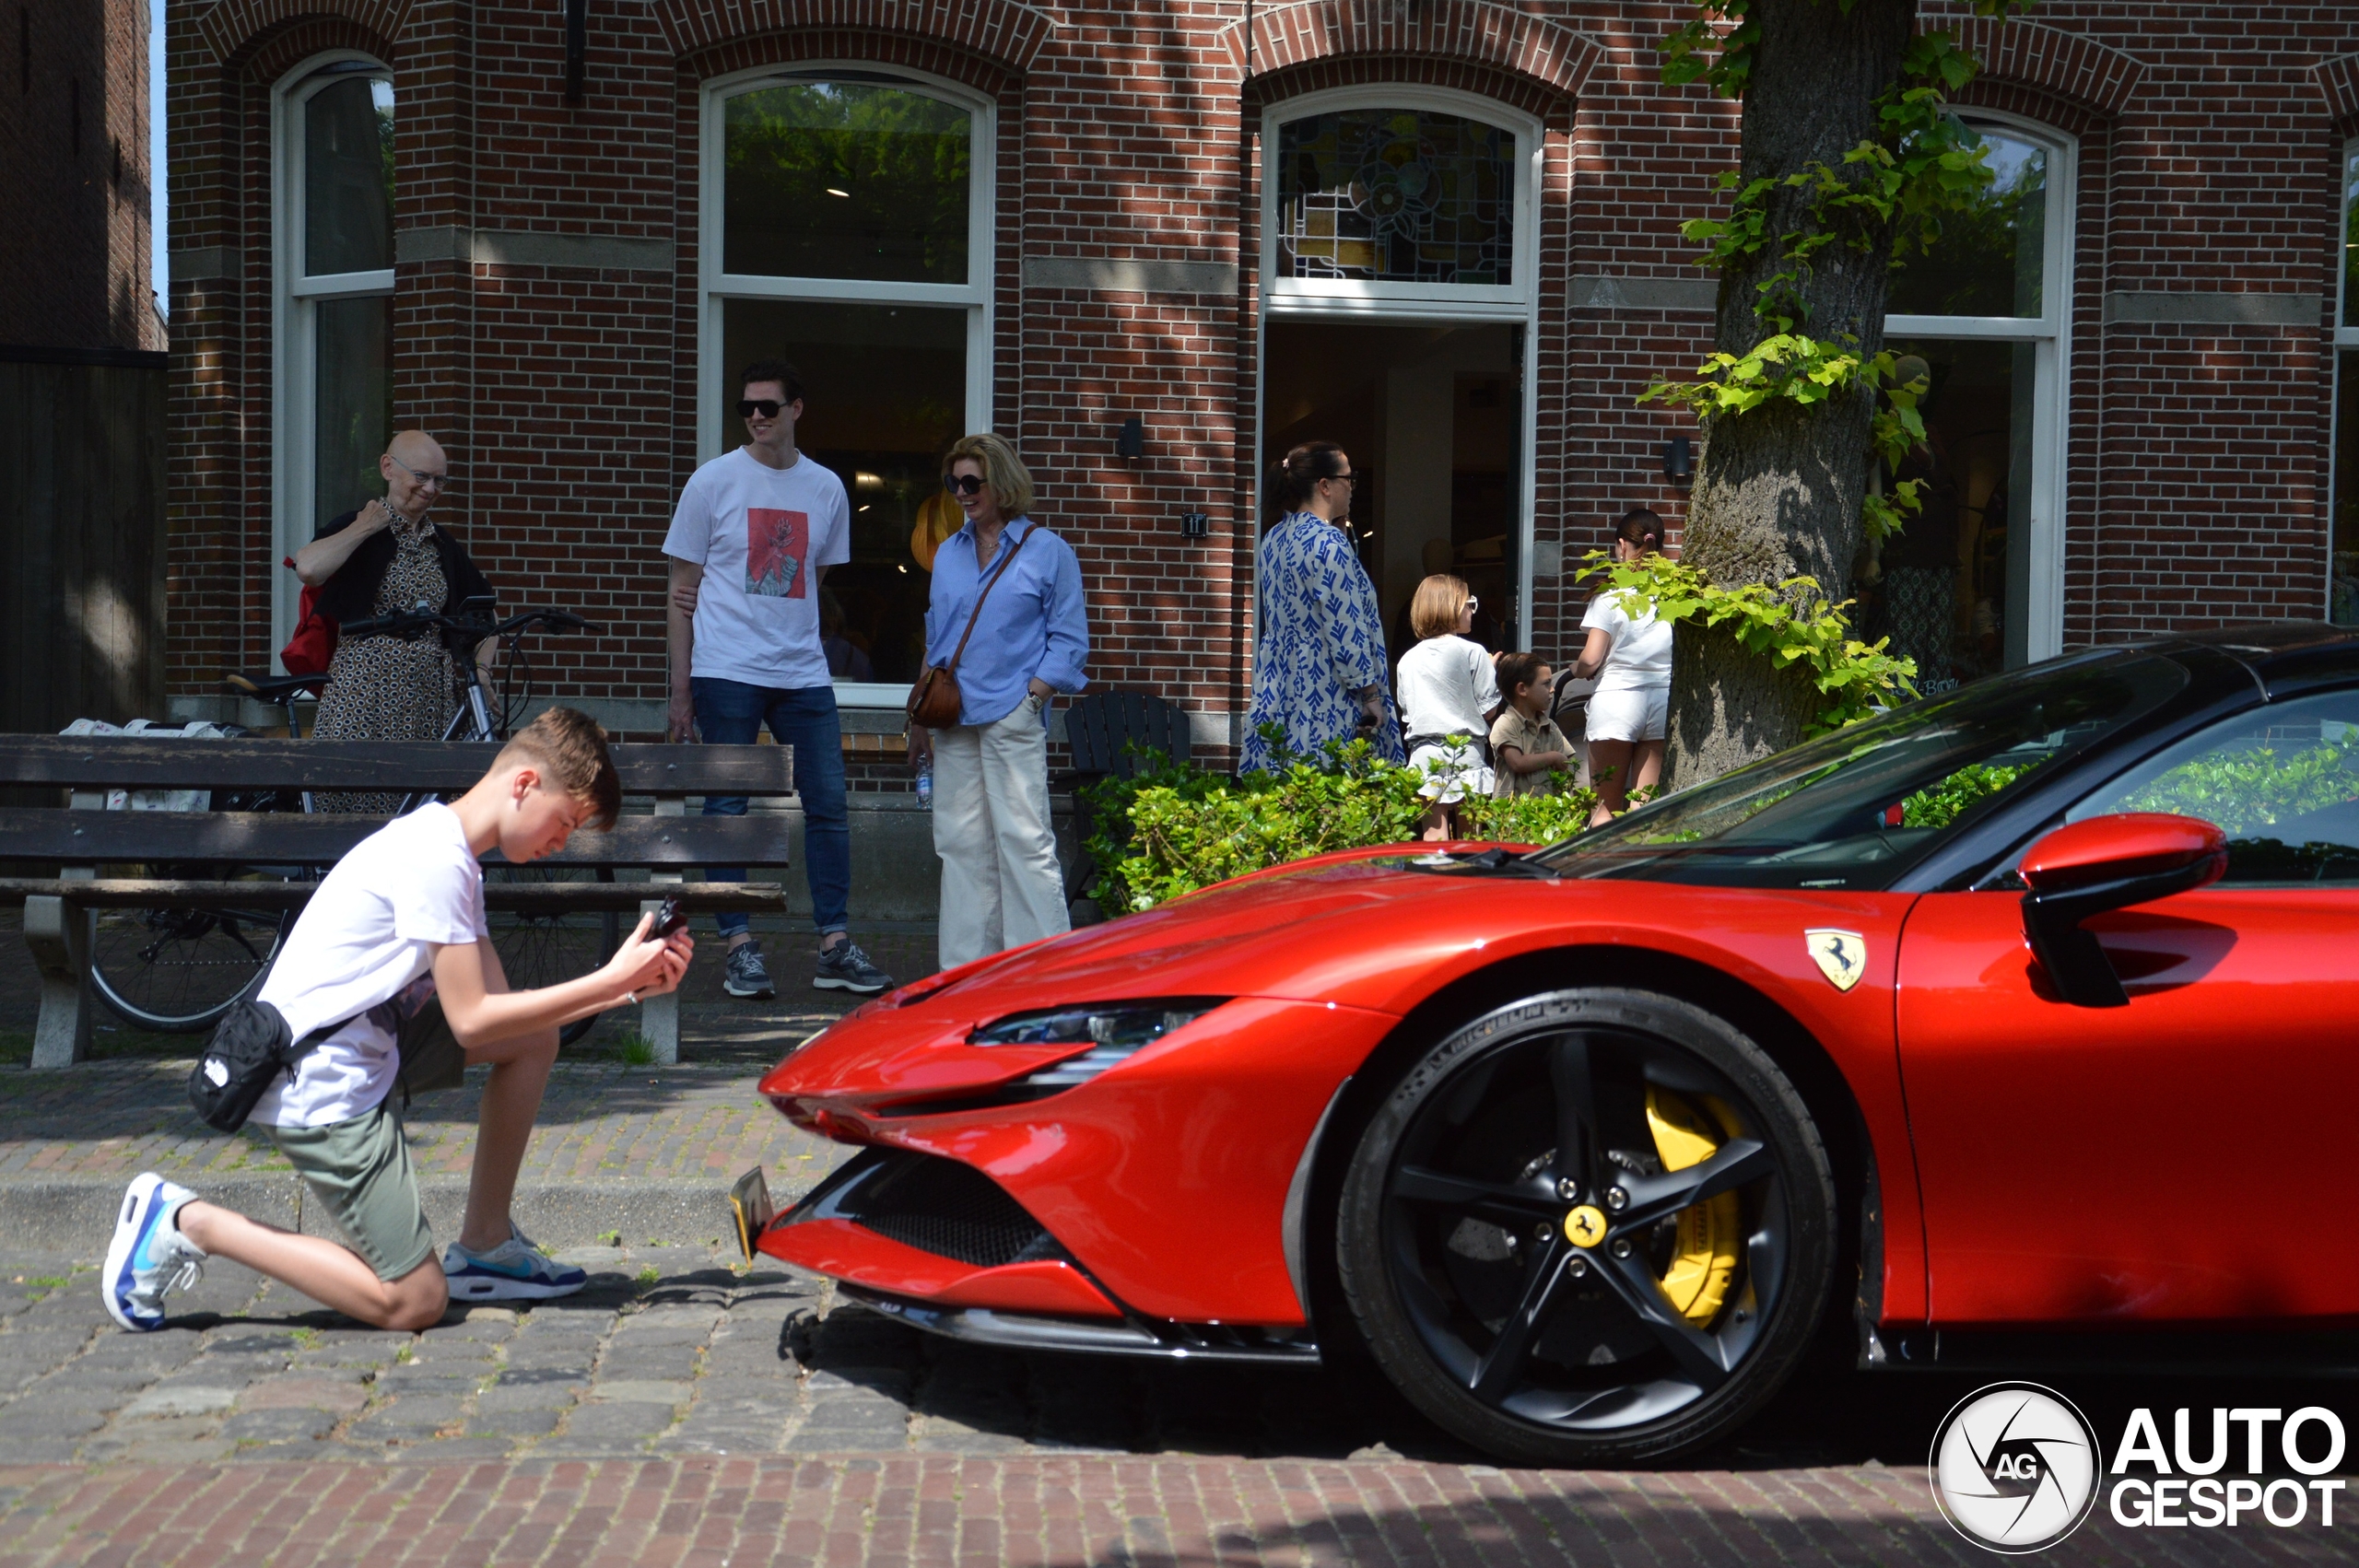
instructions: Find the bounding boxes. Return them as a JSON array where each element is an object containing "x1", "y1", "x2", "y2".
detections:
[{"x1": 923, "y1": 516, "x2": 1089, "y2": 726}]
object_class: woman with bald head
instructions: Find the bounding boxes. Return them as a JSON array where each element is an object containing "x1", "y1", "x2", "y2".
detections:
[{"x1": 293, "y1": 431, "x2": 497, "y2": 812}]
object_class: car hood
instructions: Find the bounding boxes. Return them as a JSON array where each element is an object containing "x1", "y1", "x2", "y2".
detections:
[
  {"x1": 906, "y1": 848, "x2": 1557, "y2": 1020},
  {"x1": 766, "y1": 846, "x2": 1919, "y2": 1130}
]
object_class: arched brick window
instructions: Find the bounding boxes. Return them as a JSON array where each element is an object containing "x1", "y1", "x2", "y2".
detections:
[
  {"x1": 273, "y1": 53, "x2": 394, "y2": 651},
  {"x1": 699, "y1": 65, "x2": 994, "y2": 701},
  {"x1": 1877, "y1": 113, "x2": 2074, "y2": 690},
  {"x1": 1258, "y1": 88, "x2": 1542, "y2": 654}
]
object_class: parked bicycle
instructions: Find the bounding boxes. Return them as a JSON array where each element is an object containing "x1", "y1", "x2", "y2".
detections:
[{"x1": 86, "y1": 603, "x2": 620, "y2": 1045}]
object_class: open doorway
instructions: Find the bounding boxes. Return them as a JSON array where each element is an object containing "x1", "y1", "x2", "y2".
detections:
[{"x1": 1262, "y1": 321, "x2": 1521, "y2": 666}]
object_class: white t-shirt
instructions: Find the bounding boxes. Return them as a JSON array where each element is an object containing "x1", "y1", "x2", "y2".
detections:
[
  {"x1": 252, "y1": 803, "x2": 489, "y2": 1129},
  {"x1": 1396, "y1": 635, "x2": 1501, "y2": 741},
  {"x1": 663, "y1": 447, "x2": 851, "y2": 690},
  {"x1": 1581, "y1": 590, "x2": 1673, "y2": 695}
]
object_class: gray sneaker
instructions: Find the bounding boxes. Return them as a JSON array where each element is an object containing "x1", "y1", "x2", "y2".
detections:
[
  {"x1": 815, "y1": 940, "x2": 894, "y2": 995},
  {"x1": 723, "y1": 942, "x2": 776, "y2": 999}
]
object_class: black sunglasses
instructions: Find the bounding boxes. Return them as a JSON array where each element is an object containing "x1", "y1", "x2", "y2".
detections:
[
  {"x1": 736, "y1": 399, "x2": 785, "y2": 418},
  {"x1": 945, "y1": 473, "x2": 987, "y2": 497}
]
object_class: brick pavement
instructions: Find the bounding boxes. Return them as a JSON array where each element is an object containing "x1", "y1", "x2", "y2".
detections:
[
  {"x1": 0, "y1": 1059, "x2": 837, "y2": 1187},
  {"x1": 0, "y1": 1245, "x2": 2351, "y2": 1564},
  {"x1": 0, "y1": 1450, "x2": 2348, "y2": 1566}
]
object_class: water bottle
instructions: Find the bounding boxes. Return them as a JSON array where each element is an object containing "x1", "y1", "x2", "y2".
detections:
[{"x1": 915, "y1": 755, "x2": 933, "y2": 810}]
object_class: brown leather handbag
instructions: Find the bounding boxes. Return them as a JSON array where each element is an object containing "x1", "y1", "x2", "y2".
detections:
[{"x1": 906, "y1": 522, "x2": 1036, "y2": 730}]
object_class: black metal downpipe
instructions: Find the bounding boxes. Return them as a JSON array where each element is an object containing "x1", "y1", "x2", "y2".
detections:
[{"x1": 562, "y1": 0, "x2": 587, "y2": 107}]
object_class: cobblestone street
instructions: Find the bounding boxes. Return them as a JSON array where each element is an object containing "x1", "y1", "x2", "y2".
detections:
[{"x1": 0, "y1": 1243, "x2": 2351, "y2": 1565}]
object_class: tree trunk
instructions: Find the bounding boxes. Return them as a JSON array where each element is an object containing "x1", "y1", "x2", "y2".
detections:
[{"x1": 1665, "y1": 0, "x2": 1916, "y2": 787}]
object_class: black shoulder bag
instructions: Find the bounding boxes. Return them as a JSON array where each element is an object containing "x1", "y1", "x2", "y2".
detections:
[{"x1": 187, "y1": 1000, "x2": 346, "y2": 1133}]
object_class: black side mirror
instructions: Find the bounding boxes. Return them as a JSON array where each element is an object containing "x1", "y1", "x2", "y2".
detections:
[{"x1": 2017, "y1": 813, "x2": 2227, "y2": 1007}]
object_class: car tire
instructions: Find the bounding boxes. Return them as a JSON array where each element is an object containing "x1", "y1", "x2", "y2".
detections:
[{"x1": 1336, "y1": 988, "x2": 1838, "y2": 1467}]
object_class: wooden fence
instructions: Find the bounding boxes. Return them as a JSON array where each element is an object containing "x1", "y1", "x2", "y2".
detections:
[{"x1": 0, "y1": 346, "x2": 169, "y2": 737}]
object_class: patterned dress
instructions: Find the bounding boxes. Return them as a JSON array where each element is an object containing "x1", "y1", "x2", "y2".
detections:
[
  {"x1": 312, "y1": 515, "x2": 460, "y2": 813},
  {"x1": 1241, "y1": 512, "x2": 1405, "y2": 774}
]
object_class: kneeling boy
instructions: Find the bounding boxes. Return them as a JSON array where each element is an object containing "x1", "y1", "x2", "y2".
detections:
[{"x1": 103, "y1": 708, "x2": 694, "y2": 1332}]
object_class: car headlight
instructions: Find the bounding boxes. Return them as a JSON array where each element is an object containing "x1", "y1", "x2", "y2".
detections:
[{"x1": 969, "y1": 999, "x2": 1226, "y2": 1090}]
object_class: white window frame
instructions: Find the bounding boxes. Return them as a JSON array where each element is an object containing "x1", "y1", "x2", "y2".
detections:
[
  {"x1": 271, "y1": 52, "x2": 395, "y2": 664},
  {"x1": 1884, "y1": 109, "x2": 2075, "y2": 667},
  {"x1": 2328, "y1": 140, "x2": 2359, "y2": 623},
  {"x1": 698, "y1": 64, "x2": 994, "y2": 708},
  {"x1": 1257, "y1": 87, "x2": 1543, "y2": 647}
]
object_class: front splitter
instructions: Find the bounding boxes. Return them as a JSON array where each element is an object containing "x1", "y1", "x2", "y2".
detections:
[{"x1": 839, "y1": 1285, "x2": 1323, "y2": 1366}]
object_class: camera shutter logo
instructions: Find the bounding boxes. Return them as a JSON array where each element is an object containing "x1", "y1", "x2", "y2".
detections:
[{"x1": 1930, "y1": 1383, "x2": 2103, "y2": 1553}]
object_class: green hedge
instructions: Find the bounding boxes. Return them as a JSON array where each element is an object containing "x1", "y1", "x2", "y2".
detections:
[{"x1": 1082, "y1": 736, "x2": 1599, "y2": 915}]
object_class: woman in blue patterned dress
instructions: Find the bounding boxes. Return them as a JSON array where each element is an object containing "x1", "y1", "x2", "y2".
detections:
[{"x1": 1241, "y1": 442, "x2": 1405, "y2": 773}]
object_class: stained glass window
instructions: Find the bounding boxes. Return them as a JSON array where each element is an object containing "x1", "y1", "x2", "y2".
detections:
[{"x1": 1275, "y1": 109, "x2": 1514, "y2": 287}]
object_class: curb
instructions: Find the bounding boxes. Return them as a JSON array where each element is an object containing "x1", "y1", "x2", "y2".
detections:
[{"x1": 0, "y1": 1174, "x2": 823, "y2": 1258}]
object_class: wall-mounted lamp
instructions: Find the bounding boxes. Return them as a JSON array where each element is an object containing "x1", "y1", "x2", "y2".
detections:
[
  {"x1": 1116, "y1": 415, "x2": 1144, "y2": 459},
  {"x1": 1662, "y1": 433, "x2": 1693, "y2": 482},
  {"x1": 563, "y1": 0, "x2": 587, "y2": 107}
]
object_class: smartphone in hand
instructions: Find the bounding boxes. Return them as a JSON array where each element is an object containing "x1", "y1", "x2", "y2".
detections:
[{"x1": 651, "y1": 895, "x2": 688, "y2": 939}]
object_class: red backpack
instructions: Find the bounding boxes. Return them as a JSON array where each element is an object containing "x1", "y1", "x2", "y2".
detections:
[{"x1": 278, "y1": 556, "x2": 338, "y2": 674}]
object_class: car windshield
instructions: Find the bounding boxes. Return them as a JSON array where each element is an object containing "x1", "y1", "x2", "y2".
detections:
[{"x1": 1529, "y1": 652, "x2": 2189, "y2": 888}]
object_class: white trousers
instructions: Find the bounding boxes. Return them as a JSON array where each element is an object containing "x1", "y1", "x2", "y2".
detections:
[{"x1": 932, "y1": 697, "x2": 1071, "y2": 971}]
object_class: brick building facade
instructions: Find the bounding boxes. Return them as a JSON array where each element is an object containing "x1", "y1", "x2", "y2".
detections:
[
  {"x1": 5, "y1": 0, "x2": 161, "y2": 352},
  {"x1": 163, "y1": 2, "x2": 2359, "y2": 761}
]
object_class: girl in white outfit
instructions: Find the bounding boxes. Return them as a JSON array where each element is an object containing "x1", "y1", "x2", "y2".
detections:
[
  {"x1": 1571, "y1": 509, "x2": 1672, "y2": 826},
  {"x1": 1395, "y1": 574, "x2": 1501, "y2": 839}
]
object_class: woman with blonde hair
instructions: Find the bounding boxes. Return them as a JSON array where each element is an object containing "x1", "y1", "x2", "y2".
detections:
[
  {"x1": 906, "y1": 433, "x2": 1089, "y2": 970},
  {"x1": 1395, "y1": 573, "x2": 1500, "y2": 839}
]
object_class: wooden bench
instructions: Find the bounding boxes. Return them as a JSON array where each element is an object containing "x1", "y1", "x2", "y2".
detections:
[{"x1": 0, "y1": 735, "x2": 798, "y2": 1069}]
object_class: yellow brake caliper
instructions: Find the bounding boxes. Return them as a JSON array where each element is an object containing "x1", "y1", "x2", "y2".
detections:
[{"x1": 1645, "y1": 1086, "x2": 1744, "y2": 1328}]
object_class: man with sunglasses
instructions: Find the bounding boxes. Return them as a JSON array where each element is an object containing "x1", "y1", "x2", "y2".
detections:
[{"x1": 662, "y1": 360, "x2": 895, "y2": 999}]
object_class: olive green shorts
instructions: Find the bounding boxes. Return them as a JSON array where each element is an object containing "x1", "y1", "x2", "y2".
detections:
[{"x1": 265, "y1": 1100, "x2": 436, "y2": 1281}]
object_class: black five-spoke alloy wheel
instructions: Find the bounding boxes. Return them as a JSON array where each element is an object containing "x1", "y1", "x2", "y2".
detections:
[{"x1": 1338, "y1": 989, "x2": 1837, "y2": 1465}]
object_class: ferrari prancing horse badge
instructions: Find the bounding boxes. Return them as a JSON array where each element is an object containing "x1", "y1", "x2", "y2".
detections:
[{"x1": 1805, "y1": 929, "x2": 1867, "y2": 991}]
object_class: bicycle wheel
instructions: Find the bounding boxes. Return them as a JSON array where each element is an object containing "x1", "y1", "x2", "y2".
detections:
[
  {"x1": 481, "y1": 865, "x2": 621, "y2": 1047},
  {"x1": 88, "y1": 868, "x2": 295, "y2": 1034}
]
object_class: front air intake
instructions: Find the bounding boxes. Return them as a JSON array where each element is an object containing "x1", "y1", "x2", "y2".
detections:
[{"x1": 816, "y1": 1147, "x2": 1069, "y2": 1269}]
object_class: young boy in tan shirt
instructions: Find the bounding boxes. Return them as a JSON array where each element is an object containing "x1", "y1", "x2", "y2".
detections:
[{"x1": 1490, "y1": 651, "x2": 1576, "y2": 798}]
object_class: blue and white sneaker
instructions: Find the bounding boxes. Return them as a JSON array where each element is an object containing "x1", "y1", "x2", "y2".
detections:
[
  {"x1": 441, "y1": 1223, "x2": 587, "y2": 1301},
  {"x1": 103, "y1": 1173, "x2": 206, "y2": 1331}
]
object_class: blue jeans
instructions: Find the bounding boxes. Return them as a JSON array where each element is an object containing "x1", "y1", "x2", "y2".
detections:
[{"x1": 690, "y1": 678, "x2": 851, "y2": 941}]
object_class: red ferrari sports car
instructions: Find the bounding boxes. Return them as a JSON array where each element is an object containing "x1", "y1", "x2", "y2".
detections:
[{"x1": 755, "y1": 624, "x2": 2359, "y2": 1465}]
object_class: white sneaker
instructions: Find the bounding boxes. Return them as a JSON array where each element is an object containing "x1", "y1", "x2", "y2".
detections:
[
  {"x1": 102, "y1": 1173, "x2": 206, "y2": 1331},
  {"x1": 441, "y1": 1225, "x2": 588, "y2": 1301}
]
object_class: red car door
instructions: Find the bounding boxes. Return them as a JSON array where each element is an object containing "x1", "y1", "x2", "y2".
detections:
[{"x1": 1895, "y1": 687, "x2": 2359, "y2": 1326}]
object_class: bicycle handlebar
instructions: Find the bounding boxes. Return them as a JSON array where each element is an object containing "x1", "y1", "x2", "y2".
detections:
[{"x1": 339, "y1": 607, "x2": 603, "y2": 641}]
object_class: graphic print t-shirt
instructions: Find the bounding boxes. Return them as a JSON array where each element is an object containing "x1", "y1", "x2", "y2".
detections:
[{"x1": 663, "y1": 447, "x2": 851, "y2": 689}]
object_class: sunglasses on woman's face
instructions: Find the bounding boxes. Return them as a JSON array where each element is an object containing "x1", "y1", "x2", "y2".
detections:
[
  {"x1": 736, "y1": 399, "x2": 785, "y2": 418},
  {"x1": 945, "y1": 473, "x2": 987, "y2": 497}
]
